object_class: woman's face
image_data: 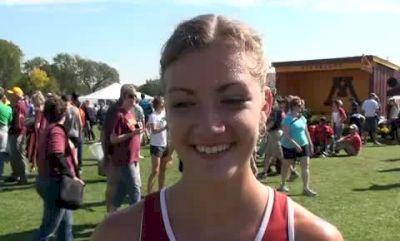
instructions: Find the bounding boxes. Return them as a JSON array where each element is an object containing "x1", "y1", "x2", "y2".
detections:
[
  {"x1": 33, "y1": 99, "x2": 44, "y2": 109},
  {"x1": 123, "y1": 91, "x2": 136, "y2": 108},
  {"x1": 332, "y1": 102, "x2": 338, "y2": 111},
  {"x1": 164, "y1": 42, "x2": 271, "y2": 181},
  {"x1": 291, "y1": 104, "x2": 301, "y2": 113}
]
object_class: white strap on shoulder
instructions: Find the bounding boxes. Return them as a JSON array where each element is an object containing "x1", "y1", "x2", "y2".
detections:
[
  {"x1": 138, "y1": 200, "x2": 145, "y2": 241},
  {"x1": 160, "y1": 187, "x2": 275, "y2": 241},
  {"x1": 160, "y1": 188, "x2": 176, "y2": 241},
  {"x1": 287, "y1": 198, "x2": 295, "y2": 241},
  {"x1": 254, "y1": 187, "x2": 274, "y2": 241}
]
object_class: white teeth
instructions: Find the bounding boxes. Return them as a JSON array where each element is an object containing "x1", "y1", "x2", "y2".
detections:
[
  {"x1": 199, "y1": 146, "x2": 205, "y2": 153},
  {"x1": 196, "y1": 144, "x2": 230, "y2": 154}
]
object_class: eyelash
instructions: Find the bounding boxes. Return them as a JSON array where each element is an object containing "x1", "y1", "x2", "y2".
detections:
[
  {"x1": 221, "y1": 97, "x2": 247, "y2": 105},
  {"x1": 172, "y1": 102, "x2": 195, "y2": 109},
  {"x1": 171, "y1": 97, "x2": 248, "y2": 109}
]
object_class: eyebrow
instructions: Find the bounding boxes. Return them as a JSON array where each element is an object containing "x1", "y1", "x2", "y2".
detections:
[
  {"x1": 167, "y1": 87, "x2": 195, "y2": 95},
  {"x1": 216, "y1": 82, "x2": 245, "y2": 93},
  {"x1": 167, "y1": 82, "x2": 245, "y2": 95}
]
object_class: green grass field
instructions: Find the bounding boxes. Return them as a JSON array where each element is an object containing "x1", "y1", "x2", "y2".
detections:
[{"x1": 0, "y1": 142, "x2": 399, "y2": 241}]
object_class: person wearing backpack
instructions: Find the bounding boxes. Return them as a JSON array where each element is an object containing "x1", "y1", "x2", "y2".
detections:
[{"x1": 257, "y1": 97, "x2": 286, "y2": 179}]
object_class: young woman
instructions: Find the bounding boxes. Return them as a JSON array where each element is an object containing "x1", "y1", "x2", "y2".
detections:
[
  {"x1": 109, "y1": 84, "x2": 142, "y2": 213},
  {"x1": 91, "y1": 14, "x2": 343, "y2": 241},
  {"x1": 147, "y1": 96, "x2": 169, "y2": 194},
  {"x1": 331, "y1": 100, "x2": 347, "y2": 140},
  {"x1": 279, "y1": 97, "x2": 317, "y2": 197}
]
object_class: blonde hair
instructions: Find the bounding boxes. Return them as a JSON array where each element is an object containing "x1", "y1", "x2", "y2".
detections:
[
  {"x1": 160, "y1": 14, "x2": 267, "y2": 87},
  {"x1": 31, "y1": 90, "x2": 45, "y2": 108}
]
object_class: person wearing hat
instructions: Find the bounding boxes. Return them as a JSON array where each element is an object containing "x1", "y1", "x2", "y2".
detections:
[
  {"x1": 5, "y1": 86, "x2": 28, "y2": 184},
  {"x1": 333, "y1": 124, "x2": 362, "y2": 156},
  {"x1": 0, "y1": 87, "x2": 13, "y2": 183}
]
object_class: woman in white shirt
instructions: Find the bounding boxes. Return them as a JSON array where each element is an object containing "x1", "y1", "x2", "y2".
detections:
[
  {"x1": 331, "y1": 100, "x2": 346, "y2": 140},
  {"x1": 147, "y1": 96, "x2": 169, "y2": 194}
]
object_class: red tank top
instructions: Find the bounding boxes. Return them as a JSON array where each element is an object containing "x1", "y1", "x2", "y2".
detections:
[{"x1": 141, "y1": 188, "x2": 292, "y2": 241}]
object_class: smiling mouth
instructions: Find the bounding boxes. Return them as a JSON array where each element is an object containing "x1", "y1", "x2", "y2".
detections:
[{"x1": 194, "y1": 144, "x2": 232, "y2": 155}]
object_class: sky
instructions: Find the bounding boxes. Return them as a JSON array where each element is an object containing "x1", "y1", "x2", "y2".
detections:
[{"x1": 1, "y1": 0, "x2": 400, "y2": 85}]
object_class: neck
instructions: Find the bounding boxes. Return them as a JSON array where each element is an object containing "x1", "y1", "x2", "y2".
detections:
[
  {"x1": 121, "y1": 103, "x2": 131, "y2": 111},
  {"x1": 168, "y1": 165, "x2": 267, "y2": 222}
]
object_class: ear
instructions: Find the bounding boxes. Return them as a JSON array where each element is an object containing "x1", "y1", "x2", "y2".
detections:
[
  {"x1": 259, "y1": 86, "x2": 272, "y2": 133},
  {"x1": 261, "y1": 86, "x2": 273, "y2": 118}
]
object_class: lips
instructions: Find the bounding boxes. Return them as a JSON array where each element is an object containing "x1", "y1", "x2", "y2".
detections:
[{"x1": 194, "y1": 144, "x2": 231, "y2": 154}]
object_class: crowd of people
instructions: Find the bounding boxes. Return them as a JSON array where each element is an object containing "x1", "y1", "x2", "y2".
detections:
[
  {"x1": 255, "y1": 90, "x2": 399, "y2": 197},
  {"x1": 2, "y1": 13, "x2": 400, "y2": 241},
  {"x1": 0, "y1": 83, "x2": 164, "y2": 240}
]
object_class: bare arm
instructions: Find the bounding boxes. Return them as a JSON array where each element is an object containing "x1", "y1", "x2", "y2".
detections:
[
  {"x1": 293, "y1": 201, "x2": 344, "y2": 241},
  {"x1": 305, "y1": 127, "x2": 313, "y2": 145},
  {"x1": 91, "y1": 201, "x2": 144, "y2": 241},
  {"x1": 149, "y1": 122, "x2": 167, "y2": 134}
]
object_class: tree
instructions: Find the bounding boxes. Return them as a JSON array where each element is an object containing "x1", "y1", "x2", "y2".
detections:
[
  {"x1": 76, "y1": 57, "x2": 119, "y2": 94},
  {"x1": 30, "y1": 67, "x2": 50, "y2": 89},
  {"x1": 23, "y1": 57, "x2": 50, "y2": 74},
  {"x1": 138, "y1": 78, "x2": 163, "y2": 97},
  {"x1": 17, "y1": 67, "x2": 58, "y2": 95},
  {"x1": 51, "y1": 54, "x2": 120, "y2": 94},
  {"x1": 52, "y1": 53, "x2": 80, "y2": 94},
  {"x1": 0, "y1": 39, "x2": 23, "y2": 88}
]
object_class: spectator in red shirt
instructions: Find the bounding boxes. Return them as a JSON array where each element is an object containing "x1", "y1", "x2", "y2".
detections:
[
  {"x1": 334, "y1": 124, "x2": 362, "y2": 156},
  {"x1": 314, "y1": 117, "x2": 334, "y2": 156},
  {"x1": 108, "y1": 84, "x2": 142, "y2": 213},
  {"x1": 26, "y1": 90, "x2": 47, "y2": 171},
  {"x1": 33, "y1": 96, "x2": 83, "y2": 241},
  {"x1": 5, "y1": 86, "x2": 28, "y2": 184}
]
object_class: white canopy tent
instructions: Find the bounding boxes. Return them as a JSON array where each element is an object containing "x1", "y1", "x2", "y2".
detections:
[{"x1": 78, "y1": 83, "x2": 153, "y2": 102}]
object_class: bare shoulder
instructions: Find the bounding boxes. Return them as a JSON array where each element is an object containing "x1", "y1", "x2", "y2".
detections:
[
  {"x1": 292, "y1": 200, "x2": 343, "y2": 241},
  {"x1": 90, "y1": 201, "x2": 144, "y2": 241}
]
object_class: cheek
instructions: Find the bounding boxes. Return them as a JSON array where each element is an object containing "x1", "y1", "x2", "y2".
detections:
[
  {"x1": 230, "y1": 109, "x2": 260, "y2": 139},
  {"x1": 165, "y1": 111, "x2": 189, "y2": 145}
]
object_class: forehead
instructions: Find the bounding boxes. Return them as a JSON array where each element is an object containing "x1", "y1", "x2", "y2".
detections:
[
  {"x1": 123, "y1": 89, "x2": 136, "y2": 95},
  {"x1": 164, "y1": 43, "x2": 256, "y2": 89}
]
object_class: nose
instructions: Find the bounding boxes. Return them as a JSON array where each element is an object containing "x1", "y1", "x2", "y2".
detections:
[{"x1": 195, "y1": 103, "x2": 226, "y2": 135}]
